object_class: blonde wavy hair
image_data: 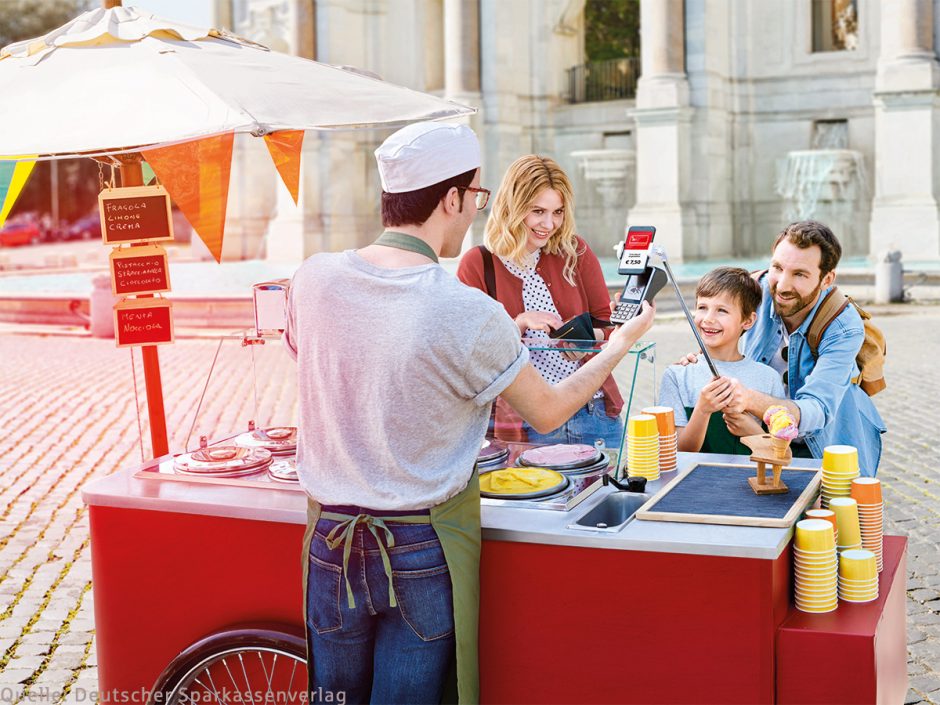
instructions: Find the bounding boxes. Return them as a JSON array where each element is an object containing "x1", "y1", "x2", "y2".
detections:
[{"x1": 484, "y1": 155, "x2": 582, "y2": 286}]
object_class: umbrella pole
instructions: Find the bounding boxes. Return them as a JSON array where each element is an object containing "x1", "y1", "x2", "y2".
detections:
[{"x1": 118, "y1": 155, "x2": 170, "y2": 458}]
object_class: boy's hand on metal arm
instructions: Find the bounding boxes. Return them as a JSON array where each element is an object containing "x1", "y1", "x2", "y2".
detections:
[
  {"x1": 722, "y1": 377, "x2": 747, "y2": 414},
  {"x1": 697, "y1": 376, "x2": 735, "y2": 415},
  {"x1": 675, "y1": 351, "x2": 699, "y2": 367}
]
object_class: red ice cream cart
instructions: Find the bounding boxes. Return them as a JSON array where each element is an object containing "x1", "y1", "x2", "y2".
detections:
[{"x1": 82, "y1": 434, "x2": 908, "y2": 704}]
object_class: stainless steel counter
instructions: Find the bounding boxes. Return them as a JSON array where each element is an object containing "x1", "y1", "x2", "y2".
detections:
[
  {"x1": 82, "y1": 452, "x2": 821, "y2": 561},
  {"x1": 481, "y1": 453, "x2": 820, "y2": 559}
]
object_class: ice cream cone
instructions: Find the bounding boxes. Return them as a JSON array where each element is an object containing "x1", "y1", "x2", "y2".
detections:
[{"x1": 771, "y1": 435, "x2": 789, "y2": 460}]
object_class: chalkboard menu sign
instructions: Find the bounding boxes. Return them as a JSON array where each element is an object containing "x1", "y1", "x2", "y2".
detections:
[
  {"x1": 109, "y1": 245, "x2": 171, "y2": 296},
  {"x1": 98, "y1": 185, "x2": 174, "y2": 245},
  {"x1": 114, "y1": 299, "x2": 174, "y2": 348}
]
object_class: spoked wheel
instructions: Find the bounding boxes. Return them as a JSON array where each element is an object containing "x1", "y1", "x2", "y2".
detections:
[{"x1": 150, "y1": 626, "x2": 308, "y2": 705}]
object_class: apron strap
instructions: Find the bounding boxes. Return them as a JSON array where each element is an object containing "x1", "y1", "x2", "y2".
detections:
[
  {"x1": 374, "y1": 230, "x2": 439, "y2": 263},
  {"x1": 321, "y1": 510, "x2": 430, "y2": 609}
]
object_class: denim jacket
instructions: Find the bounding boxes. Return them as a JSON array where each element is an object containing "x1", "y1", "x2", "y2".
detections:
[{"x1": 743, "y1": 276, "x2": 886, "y2": 476}]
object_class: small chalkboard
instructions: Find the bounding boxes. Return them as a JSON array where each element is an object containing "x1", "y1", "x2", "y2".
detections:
[
  {"x1": 635, "y1": 463, "x2": 820, "y2": 528},
  {"x1": 98, "y1": 185, "x2": 174, "y2": 245},
  {"x1": 109, "y1": 245, "x2": 171, "y2": 296},
  {"x1": 114, "y1": 298, "x2": 174, "y2": 348}
]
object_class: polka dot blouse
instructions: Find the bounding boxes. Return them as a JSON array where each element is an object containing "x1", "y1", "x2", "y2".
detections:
[{"x1": 500, "y1": 252, "x2": 601, "y2": 397}]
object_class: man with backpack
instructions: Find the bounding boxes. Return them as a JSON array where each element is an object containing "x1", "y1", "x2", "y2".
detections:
[{"x1": 728, "y1": 220, "x2": 886, "y2": 476}]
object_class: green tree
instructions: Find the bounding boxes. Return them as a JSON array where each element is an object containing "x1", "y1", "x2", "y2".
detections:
[
  {"x1": 0, "y1": 0, "x2": 95, "y2": 49},
  {"x1": 585, "y1": 0, "x2": 641, "y2": 62}
]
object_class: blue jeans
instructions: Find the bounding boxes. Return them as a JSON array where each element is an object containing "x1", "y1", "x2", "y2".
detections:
[
  {"x1": 523, "y1": 398, "x2": 624, "y2": 450},
  {"x1": 306, "y1": 515, "x2": 455, "y2": 705}
]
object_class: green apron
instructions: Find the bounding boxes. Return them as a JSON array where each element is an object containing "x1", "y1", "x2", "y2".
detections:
[
  {"x1": 302, "y1": 473, "x2": 482, "y2": 704},
  {"x1": 686, "y1": 405, "x2": 754, "y2": 455}
]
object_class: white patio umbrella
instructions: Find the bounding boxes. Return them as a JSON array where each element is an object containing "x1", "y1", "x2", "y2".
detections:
[
  {"x1": 0, "y1": 4, "x2": 475, "y2": 459},
  {"x1": 0, "y1": 5, "x2": 474, "y2": 159}
]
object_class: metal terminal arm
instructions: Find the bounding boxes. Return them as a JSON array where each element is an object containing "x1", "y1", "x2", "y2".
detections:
[{"x1": 651, "y1": 249, "x2": 720, "y2": 379}]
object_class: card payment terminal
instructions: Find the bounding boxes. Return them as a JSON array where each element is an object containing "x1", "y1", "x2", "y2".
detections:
[{"x1": 610, "y1": 226, "x2": 668, "y2": 325}]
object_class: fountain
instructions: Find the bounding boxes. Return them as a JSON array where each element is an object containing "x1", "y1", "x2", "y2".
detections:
[
  {"x1": 571, "y1": 149, "x2": 634, "y2": 206},
  {"x1": 775, "y1": 122, "x2": 868, "y2": 254},
  {"x1": 570, "y1": 148, "x2": 635, "y2": 251}
]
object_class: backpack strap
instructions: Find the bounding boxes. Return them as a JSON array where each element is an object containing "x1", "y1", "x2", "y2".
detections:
[
  {"x1": 806, "y1": 286, "x2": 851, "y2": 358},
  {"x1": 478, "y1": 245, "x2": 497, "y2": 300}
]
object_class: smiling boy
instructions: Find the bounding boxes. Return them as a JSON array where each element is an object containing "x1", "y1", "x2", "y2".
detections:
[{"x1": 659, "y1": 267, "x2": 785, "y2": 454}]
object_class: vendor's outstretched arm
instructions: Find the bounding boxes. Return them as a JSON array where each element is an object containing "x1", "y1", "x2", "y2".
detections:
[{"x1": 501, "y1": 302, "x2": 655, "y2": 433}]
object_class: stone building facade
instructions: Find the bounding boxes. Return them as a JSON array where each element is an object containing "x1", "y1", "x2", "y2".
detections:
[{"x1": 215, "y1": 0, "x2": 940, "y2": 265}]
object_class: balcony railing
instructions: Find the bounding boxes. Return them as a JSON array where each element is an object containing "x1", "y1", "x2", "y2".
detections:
[{"x1": 566, "y1": 57, "x2": 640, "y2": 104}]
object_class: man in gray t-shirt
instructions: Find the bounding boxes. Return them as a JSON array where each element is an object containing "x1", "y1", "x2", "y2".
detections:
[
  {"x1": 286, "y1": 249, "x2": 528, "y2": 510},
  {"x1": 285, "y1": 121, "x2": 655, "y2": 704}
]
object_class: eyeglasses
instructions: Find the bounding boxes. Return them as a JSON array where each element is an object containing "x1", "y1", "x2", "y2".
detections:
[
  {"x1": 458, "y1": 186, "x2": 490, "y2": 210},
  {"x1": 782, "y1": 345, "x2": 788, "y2": 387}
]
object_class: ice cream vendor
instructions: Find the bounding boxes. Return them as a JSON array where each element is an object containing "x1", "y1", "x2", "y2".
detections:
[{"x1": 284, "y1": 121, "x2": 655, "y2": 702}]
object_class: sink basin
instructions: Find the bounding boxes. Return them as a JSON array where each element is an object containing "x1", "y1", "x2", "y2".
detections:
[{"x1": 567, "y1": 492, "x2": 653, "y2": 532}]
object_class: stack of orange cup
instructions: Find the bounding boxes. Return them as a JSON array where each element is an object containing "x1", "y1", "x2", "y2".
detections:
[
  {"x1": 839, "y1": 549, "x2": 879, "y2": 602},
  {"x1": 793, "y1": 519, "x2": 839, "y2": 613},
  {"x1": 851, "y1": 477, "x2": 884, "y2": 572},
  {"x1": 805, "y1": 508, "x2": 838, "y2": 546},
  {"x1": 821, "y1": 445, "x2": 860, "y2": 508},
  {"x1": 627, "y1": 414, "x2": 660, "y2": 480},
  {"x1": 641, "y1": 406, "x2": 678, "y2": 473},
  {"x1": 828, "y1": 497, "x2": 862, "y2": 552}
]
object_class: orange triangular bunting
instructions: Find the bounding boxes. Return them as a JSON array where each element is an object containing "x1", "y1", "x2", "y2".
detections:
[
  {"x1": 263, "y1": 130, "x2": 305, "y2": 205},
  {"x1": 142, "y1": 133, "x2": 235, "y2": 263}
]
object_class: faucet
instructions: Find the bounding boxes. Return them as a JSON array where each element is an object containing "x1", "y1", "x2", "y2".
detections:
[{"x1": 603, "y1": 474, "x2": 648, "y2": 493}]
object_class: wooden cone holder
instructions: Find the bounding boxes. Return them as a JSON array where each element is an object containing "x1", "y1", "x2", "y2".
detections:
[{"x1": 741, "y1": 434, "x2": 791, "y2": 495}]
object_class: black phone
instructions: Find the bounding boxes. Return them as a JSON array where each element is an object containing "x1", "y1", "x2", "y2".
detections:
[{"x1": 610, "y1": 226, "x2": 665, "y2": 325}]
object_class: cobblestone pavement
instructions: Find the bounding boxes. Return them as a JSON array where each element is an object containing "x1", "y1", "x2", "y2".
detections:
[{"x1": 0, "y1": 306, "x2": 937, "y2": 703}]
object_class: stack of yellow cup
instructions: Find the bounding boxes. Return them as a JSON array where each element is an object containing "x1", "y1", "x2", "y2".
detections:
[
  {"x1": 641, "y1": 406, "x2": 678, "y2": 473},
  {"x1": 793, "y1": 518, "x2": 839, "y2": 613},
  {"x1": 805, "y1": 508, "x2": 838, "y2": 546},
  {"x1": 821, "y1": 445, "x2": 860, "y2": 508},
  {"x1": 851, "y1": 478, "x2": 884, "y2": 572},
  {"x1": 839, "y1": 549, "x2": 879, "y2": 602},
  {"x1": 627, "y1": 414, "x2": 660, "y2": 480},
  {"x1": 828, "y1": 497, "x2": 862, "y2": 552}
]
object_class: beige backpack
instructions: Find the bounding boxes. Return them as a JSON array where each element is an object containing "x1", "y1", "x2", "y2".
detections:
[{"x1": 806, "y1": 286, "x2": 887, "y2": 397}]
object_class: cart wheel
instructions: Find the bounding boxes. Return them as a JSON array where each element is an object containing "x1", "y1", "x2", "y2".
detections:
[{"x1": 149, "y1": 625, "x2": 308, "y2": 705}]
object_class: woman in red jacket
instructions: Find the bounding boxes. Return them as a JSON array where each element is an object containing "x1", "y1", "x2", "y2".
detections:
[{"x1": 457, "y1": 155, "x2": 624, "y2": 447}]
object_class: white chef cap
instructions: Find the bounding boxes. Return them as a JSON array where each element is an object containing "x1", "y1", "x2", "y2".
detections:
[{"x1": 375, "y1": 121, "x2": 480, "y2": 193}]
